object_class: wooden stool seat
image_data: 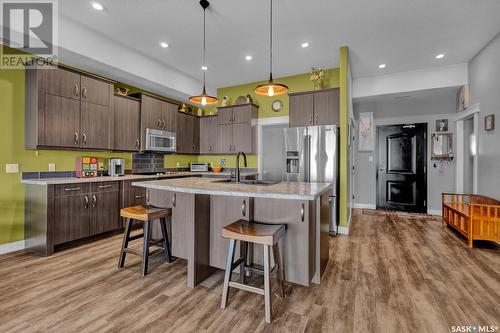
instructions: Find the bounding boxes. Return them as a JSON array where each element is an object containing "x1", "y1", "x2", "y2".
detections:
[
  {"x1": 222, "y1": 220, "x2": 285, "y2": 246},
  {"x1": 120, "y1": 205, "x2": 172, "y2": 221}
]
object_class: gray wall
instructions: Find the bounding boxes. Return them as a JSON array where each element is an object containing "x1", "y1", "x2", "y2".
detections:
[
  {"x1": 354, "y1": 93, "x2": 457, "y2": 213},
  {"x1": 468, "y1": 32, "x2": 500, "y2": 199}
]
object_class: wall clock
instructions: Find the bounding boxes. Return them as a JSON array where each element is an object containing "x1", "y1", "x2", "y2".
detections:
[{"x1": 271, "y1": 99, "x2": 283, "y2": 112}]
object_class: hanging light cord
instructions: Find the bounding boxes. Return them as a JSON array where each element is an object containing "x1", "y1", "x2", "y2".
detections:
[
  {"x1": 202, "y1": 6, "x2": 207, "y2": 90},
  {"x1": 269, "y1": 0, "x2": 273, "y2": 79}
]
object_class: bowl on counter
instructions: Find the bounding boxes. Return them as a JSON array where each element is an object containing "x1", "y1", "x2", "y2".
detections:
[{"x1": 212, "y1": 166, "x2": 223, "y2": 173}]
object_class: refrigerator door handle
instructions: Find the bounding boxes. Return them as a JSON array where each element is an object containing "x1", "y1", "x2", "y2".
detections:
[{"x1": 304, "y1": 135, "x2": 310, "y2": 182}]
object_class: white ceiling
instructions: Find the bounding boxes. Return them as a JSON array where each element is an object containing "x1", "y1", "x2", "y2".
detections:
[{"x1": 59, "y1": 0, "x2": 500, "y2": 89}]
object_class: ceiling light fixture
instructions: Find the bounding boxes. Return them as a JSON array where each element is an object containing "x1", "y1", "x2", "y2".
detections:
[
  {"x1": 435, "y1": 53, "x2": 445, "y2": 59},
  {"x1": 254, "y1": 0, "x2": 288, "y2": 97},
  {"x1": 91, "y1": 2, "x2": 104, "y2": 10},
  {"x1": 378, "y1": 64, "x2": 387, "y2": 69},
  {"x1": 301, "y1": 42, "x2": 310, "y2": 48},
  {"x1": 201, "y1": 65, "x2": 208, "y2": 71},
  {"x1": 245, "y1": 55, "x2": 253, "y2": 61},
  {"x1": 160, "y1": 42, "x2": 169, "y2": 48},
  {"x1": 189, "y1": 0, "x2": 219, "y2": 106}
]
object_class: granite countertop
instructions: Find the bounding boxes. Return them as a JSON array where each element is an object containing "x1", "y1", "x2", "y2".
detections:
[
  {"x1": 132, "y1": 177, "x2": 332, "y2": 201},
  {"x1": 21, "y1": 171, "x2": 258, "y2": 185}
]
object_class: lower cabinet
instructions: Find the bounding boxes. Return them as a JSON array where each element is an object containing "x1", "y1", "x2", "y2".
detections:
[
  {"x1": 53, "y1": 191, "x2": 91, "y2": 245},
  {"x1": 90, "y1": 182, "x2": 120, "y2": 235}
]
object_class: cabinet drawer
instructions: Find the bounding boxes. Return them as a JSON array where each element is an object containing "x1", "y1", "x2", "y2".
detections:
[
  {"x1": 55, "y1": 183, "x2": 90, "y2": 196},
  {"x1": 91, "y1": 181, "x2": 119, "y2": 193}
]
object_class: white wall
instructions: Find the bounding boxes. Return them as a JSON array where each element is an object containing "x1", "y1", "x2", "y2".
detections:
[
  {"x1": 354, "y1": 91, "x2": 458, "y2": 214},
  {"x1": 468, "y1": 32, "x2": 500, "y2": 199}
]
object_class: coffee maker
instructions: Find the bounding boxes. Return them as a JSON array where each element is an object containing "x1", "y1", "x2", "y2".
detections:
[{"x1": 108, "y1": 158, "x2": 125, "y2": 177}]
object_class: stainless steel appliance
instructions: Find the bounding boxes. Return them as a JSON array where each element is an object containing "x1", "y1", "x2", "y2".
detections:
[
  {"x1": 190, "y1": 163, "x2": 209, "y2": 172},
  {"x1": 145, "y1": 128, "x2": 176, "y2": 153},
  {"x1": 108, "y1": 158, "x2": 125, "y2": 177},
  {"x1": 283, "y1": 125, "x2": 339, "y2": 235}
]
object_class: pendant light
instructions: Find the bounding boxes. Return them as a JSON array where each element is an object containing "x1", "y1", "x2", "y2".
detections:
[
  {"x1": 189, "y1": 0, "x2": 219, "y2": 106},
  {"x1": 254, "y1": 0, "x2": 288, "y2": 97}
]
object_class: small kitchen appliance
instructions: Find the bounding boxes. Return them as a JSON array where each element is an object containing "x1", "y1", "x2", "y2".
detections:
[
  {"x1": 190, "y1": 163, "x2": 209, "y2": 172},
  {"x1": 108, "y1": 158, "x2": 125, "y2": 177},
  {"x1": 145, "y1": 128, "x2": 176, "y2": 153},
  {"x1": 76, "y1": 156, "x2": 98, "y2": 178}
]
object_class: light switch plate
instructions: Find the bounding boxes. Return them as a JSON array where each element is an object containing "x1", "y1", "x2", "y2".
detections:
[
  {"x1": 48, "y1": 163, "x2": 56, "y2": 171},
  {"x1": 6, "y1": 164, "x2": 19, "y2": 173}
]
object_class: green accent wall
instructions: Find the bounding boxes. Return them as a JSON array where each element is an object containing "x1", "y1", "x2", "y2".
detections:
[{"x1": 339, "y1": 46, "x2": 349, "y2": 228}]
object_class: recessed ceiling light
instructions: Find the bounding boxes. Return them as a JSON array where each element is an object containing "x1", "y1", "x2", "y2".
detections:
[
  {"x1": 201, "y1": 65, "x2": 208, "y2": 71},
  {"x1": 245, "y1": 55, "x2": 253, "y2": 61},
  {"x1": 91, "y1": 2, "x2": 104, "y2": 10},
  {"x1": 301, "y1": 42, "x2": 310, "y2": 48},
  {"x1": 160, "y1": 42, "x2": 169, "y2": 48},
  {"x1": 435, "y1": 53, "x2": 445, "y2": 59},
  {"x1": 378, "y1": 64, "x2": 387, "y2": 69}
]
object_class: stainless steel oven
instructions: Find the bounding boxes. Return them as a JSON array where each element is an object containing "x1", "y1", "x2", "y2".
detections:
[{"x1": 145, "y1": 128, "x2": 176, "y2": 153}]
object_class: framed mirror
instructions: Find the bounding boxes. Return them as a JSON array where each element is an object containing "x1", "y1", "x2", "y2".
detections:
[{"x1": 431, "y1": 132, "x2": 453, "y2": 160}]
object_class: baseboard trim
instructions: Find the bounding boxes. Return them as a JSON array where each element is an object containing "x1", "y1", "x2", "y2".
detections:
[
  {"x1": 337, "y1": 226, "x2": 349, "y2": 235},
  {"x1": 0, "y1": 240, "x2": 25, "y2": 255},
  {"x1": 428, "y1": 209, "x2": 442, "y2": 216},
  {"x1": 354, "y1": 203, "x2": 376, "y2": 209}
]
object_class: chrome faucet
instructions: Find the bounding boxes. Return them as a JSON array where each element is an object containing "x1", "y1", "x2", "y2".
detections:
[{"x1": 235, "y1": 152, "x2": 247, "y2": 183}]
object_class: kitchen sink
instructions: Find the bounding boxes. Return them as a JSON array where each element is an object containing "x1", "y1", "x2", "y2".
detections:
[{"x1": 212, "y1": 179, "x2": 278, "y2": 186}]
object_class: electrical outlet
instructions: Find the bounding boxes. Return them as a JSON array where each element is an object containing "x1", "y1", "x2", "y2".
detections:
[
  {"x1": 368, "y1": 156, "x2": 373, "y2": 162},
  {"x1": 48, "y1": 163, "x2": 56, "y2": 171},
  {"x1": 5, "y1": 164, "x2": 19, "y2": 173},
  {"x1": 176, "y1": 162, "x2": 180, "y2": 167}
]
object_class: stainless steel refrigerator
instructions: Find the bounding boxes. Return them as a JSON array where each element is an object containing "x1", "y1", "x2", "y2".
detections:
[{"x1": 283, "y1": 125, "x2": 339, "y2": 235}]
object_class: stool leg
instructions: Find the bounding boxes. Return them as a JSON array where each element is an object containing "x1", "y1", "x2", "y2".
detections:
[
  {"x1": 142, "y1": 220, "x2": 151, "y2": 276},
  {"x1": 159, "y1": 217, "x2": 172, "y2": 263},
  {"x1": 239, "y1": 241, "x2": 247, "y2": 283},
  {"x1": 273, "y1": 243, "x2": 285, "y2": 298},
  {"x1": 118, "y1": 218, "x2": 132, "y2": 269},
  {"x1": 263, "y1": 245, "x2": 272, "y2": 323},
  {"x1": 221, "y1": 239, "x2": 237, "y2": 309}
]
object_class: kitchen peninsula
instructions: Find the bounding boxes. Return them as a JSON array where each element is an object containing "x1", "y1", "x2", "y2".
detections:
[{"x1": 133, "y1": 177, "x2": 331, "y2": 287}]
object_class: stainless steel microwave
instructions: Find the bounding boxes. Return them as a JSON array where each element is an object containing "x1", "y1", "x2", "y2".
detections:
[{"x1": 145, "y1": 128, "x2": 176, "y2": 153}]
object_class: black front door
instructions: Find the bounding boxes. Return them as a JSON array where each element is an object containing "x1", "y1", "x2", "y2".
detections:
[{"x1": 377, "y1": 123, "x2": 427, "y2": 213}]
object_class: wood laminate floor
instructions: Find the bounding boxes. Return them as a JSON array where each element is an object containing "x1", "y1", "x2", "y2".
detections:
[{"x1": 0, "y1": 210, "x2": 499, "y2": 333}]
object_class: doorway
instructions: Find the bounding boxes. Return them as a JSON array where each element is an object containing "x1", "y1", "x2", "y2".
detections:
[
  {"x1": 376, "y1": 123, "x2": 427, "y2": 213},
  {"x1": 260, "y1": 123, "x2": 287, "y2": 181}
]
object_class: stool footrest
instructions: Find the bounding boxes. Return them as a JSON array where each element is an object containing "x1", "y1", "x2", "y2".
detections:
[
  {"x1": 124, "y1": 248, "x2": 142, "y2": 256},
  {"x1": 228, "y1": 281, "x2": 265, "y2": 296},
  {"x1": 128, "y1": 233, "x2": 144, "y2": 241},
  {"x1": 230, "y1": 258, "x2": 245, "y2": 271},
  {"x1": 244, "y1": 264, "x2": 277, "y2": 276}
]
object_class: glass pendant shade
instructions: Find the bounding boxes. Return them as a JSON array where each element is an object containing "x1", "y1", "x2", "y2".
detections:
[
  {"x1": 254, "y1": 73, "x2": 289, "y2": 97},
  {"x1": 189, "y1": 86, "x2": 219, "y2": 106}
]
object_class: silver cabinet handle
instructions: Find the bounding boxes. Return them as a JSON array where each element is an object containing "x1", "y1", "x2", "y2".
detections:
[
  {"x1": 65, "y1": 187, "x2": 81, "y2": 192},
  {"x1": 74, "y1": 132, "x2": 79, "y2": 145},
  {"x1": 73, "y1": 84, "x2": 79, "y2": 97},
  {"x1": 82, "y1": 132, "x2": 87, "y2": 145},
  {"x1": 82, "y1": 87, "x2": 87, "y2": 99},
  {"x1": 242, "y1": 199, "x2": 246, "y2": 217},
  {"x1": 158, "y1": 119, "x2": 162, "y2": 128},
  {"x1": 209, "y1": 145, "x2": 212, "y2": 152},
  {"x1": 135, "y1": 194, "x2": 145, "y2": 199},
  {"x1": 301, "y1": 203, "x2": 305, "y2": 222},
  {"x1": 92, "y1": 195, "x2": 97, "y2": 208},
  {"x1": 84, "y1": 195, "x2": 89, "y2": 209},
  {"x1": 136, "y1": 139, "x2": 140, "y2": 148},
  {"x1": 172, "y1": 193, "x2": 176, "y2": 207},
  {"x1": 98, "y1": 184, "x2": 112, "y2": 189},
  {"x1": 314, "y1": 114, "x2": 318, "y2": 124},
  {"x1": 309, "y1": 114, "x2": 313, "y2": 124},
  {"x1": 229, "y1": 144, "x2": 232, "y2": 152},
  {"x1": 162, "y1": 120, "x2": 166, "y2": 129}
]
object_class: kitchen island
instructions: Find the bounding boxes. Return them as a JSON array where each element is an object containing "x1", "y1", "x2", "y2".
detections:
[{"x1": 133, "y1": 177, "x2": 331, "y2": 288}]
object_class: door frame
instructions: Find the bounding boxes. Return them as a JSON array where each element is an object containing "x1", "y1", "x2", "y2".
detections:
[
  {"x1": 454, "y1": 103, "x2": 479, "y2": 194},
  {"x1": 376, "y1": 123, "x2": 428, "y2": 213}
]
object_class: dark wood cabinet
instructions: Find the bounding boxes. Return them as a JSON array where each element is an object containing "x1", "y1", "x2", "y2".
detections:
[
  {"x1": 162, "y1": 100, "x2": 178, "y2": 132},
  {"x1": 25, "y1": 65, "x2": 114, "y2": 150},
  {"x1": 216, "y1": 104, "x2": 257, "y2": 154},
  {"x1": 176, "y1": 112, "x2": 200, "y2": 154},
  {"x1": 289, "y1": 88, "x2": 340, "y2": 128},
  {"x1": 89, "y1": 182, "x2": 120, "y2": 235},
  {"x1": 113, "y1": 95, "x2": 141, "y2": 151},
  {"x1": 200, "y1": 116, "x2": 218, "y2": 154},
  {"x1": 53, "y1": 191, "x2": 90, "y2": 245}
]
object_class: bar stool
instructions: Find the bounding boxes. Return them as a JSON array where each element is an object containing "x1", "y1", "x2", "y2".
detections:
[
  {"x1": 220, "y1": 219, "x2": 286, "y2": 324},
  {"x1": 118, "y1": 205, "x2": 172, "y2": 276}
]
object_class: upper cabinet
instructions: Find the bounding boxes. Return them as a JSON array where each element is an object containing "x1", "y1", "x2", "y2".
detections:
[
  {"x1": 288, "y1": 88, "x2": 340, "y2": 128},
  {"x1": 113, "y1": 95, "x2": 141, "y2": 152},
  {"x1": 25, "y1": 65, "x2": 114, "y2": 150},
  {"x1": 200, "y1": 116, "x2": 218, "y2": 154},
  {"x1": 216, "y1": 104, "x2": 258, "y2": 154},
  {"x1": 176, "y1": 112, "x2": 200, "y2": 154}
]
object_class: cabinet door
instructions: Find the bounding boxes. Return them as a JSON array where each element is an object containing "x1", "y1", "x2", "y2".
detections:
[
  {"x1": 90, "y1": 190, "x2": 120, "y2": 235},
  {"x1": 81, "y1": 102, "x2": 110, "y2": 149},
  {"x1": 54, "y1": 194, "x2": 90, "y2": 245},
  {"x1": 200, "y1": 116, "x2": 218, "y2": 154},
  {"x1": 217, "y1": 124, "x2": 233, "y2": 153},
  {"x1": 232, "y1": 105, "x2": 252, "y2": 123},
  {"x1": 313, "y1": 89, "x2": 340, "y2": 125},
  {"x1": 171, "y1": 192, "x2": 191, "y2": 259},
  {"x1": 232, "y1": 122, "x2": 252, "y2": 153},
  {"x1": 289, "y1": 93, "x2": 314, "y2": 128},
  {"x1": 43, "y1": 67, "x2": 81, "y2": 100},
  {"x1": 210, "y1": 196, "x2": 250, "y2": 269},
  {"x1": 217, "y1": 107, "x2": 233, "y2": 124},
  {"x1": 141, "y1": 95, "x2": 163, "y2": 131},
  {"x1": 162, "y1": 101, "x2": 178, "y2": 132},
  {"x1": 113, "y1": 96, "x2": 141, "y2": 151},
  {"x1": 176, "y1": 112, "x2": 194, "y2": 153},
  {"x1": 81, "y1": 76, "x2": 110, "y2": 106},
  {"x1": 192, "y1": 116, "x2": 200, "y2": 154},
  {"x1": 43, "y1": 94, "x2": 81, "y2": 147}
]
